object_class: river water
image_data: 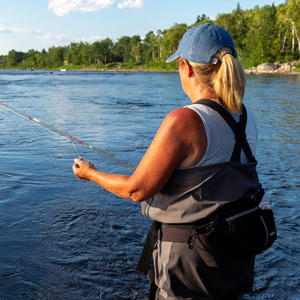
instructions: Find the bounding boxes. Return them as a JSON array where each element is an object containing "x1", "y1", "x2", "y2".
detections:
[{"x1": 0, "y1": 70, "x2": 299, "y2": 300}]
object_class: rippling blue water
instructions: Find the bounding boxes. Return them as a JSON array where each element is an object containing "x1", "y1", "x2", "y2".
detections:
[{"x1": 0, "y1": 70, "x2": 299, "y2": 299}]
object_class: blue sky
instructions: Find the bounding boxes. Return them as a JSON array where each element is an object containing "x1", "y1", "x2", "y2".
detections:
[{"x1": 0, "y1": 0, "x2": 284, "y2": 55}]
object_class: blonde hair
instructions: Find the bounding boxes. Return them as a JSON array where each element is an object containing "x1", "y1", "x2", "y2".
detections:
[{"x1": 181, "y1": 47, "x2": 246, "y2": 114}]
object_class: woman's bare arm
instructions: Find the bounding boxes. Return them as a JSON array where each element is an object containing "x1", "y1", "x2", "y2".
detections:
[{"x1": 73, "y1": 107, "x2": 206, "y2": 202}]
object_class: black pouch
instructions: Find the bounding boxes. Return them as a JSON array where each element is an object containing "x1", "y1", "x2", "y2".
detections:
[
  {"x1": 192, "y1": 192, "x2": 277, "y2": 268},
  {"x1": 224, "y1": 205, "x2": 277, "y2": 256},
  {"x1": 193, "y1": 224, "x2": 231, "y2": 267},
  {"x1": 191, "y1": 215, "x2": 237, "y2": 268}
]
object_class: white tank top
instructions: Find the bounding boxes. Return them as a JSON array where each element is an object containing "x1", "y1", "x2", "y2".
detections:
[
  {"x1": 142, "y1": 101, "x2": 260, "y2": 223},
  {"x1": 186, "y1": 101, "x2": 258, "y2": 166}
]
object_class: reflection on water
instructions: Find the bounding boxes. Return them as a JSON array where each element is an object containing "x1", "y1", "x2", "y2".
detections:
[
  {"x1": 0, "y1": 71, "x2": 299, "y2": 299},
  {"x1": 244, "y1": 74, "x2": 300, "y2": 300}
]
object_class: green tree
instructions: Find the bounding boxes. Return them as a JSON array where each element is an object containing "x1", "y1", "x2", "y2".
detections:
[
  {"x1": 115, "y1": 36, "x2": 131, "y2": 63},
  {"x1": 130, "y1": 35, "x2": 142, "y2": 62},
  {"x1": 161, "y1": 23, "x2": 188, "y2": 60},
  {"x1": 37, "y1": 49, "x2": 48, "y2": 69},
  {"x1": 215, "y1": 12, "x2": 235, "y2": 32},
  {"x1": 92, "y1": 38, "x2": 114, "y2": 65},
  {"x1": 241, "y1": 5, "x2": 278, "y2": 66},
  {"x1": 47, "y1": 46, "x2": 65, "y2": 67},
  {"x1": 194, "y1": 14, "x2": 212, "y2": 25},
  {"x1": 0, "y1": 55, "x2": 7, "y2": 67},
  {"x1": 284, "y1": 0, "x2": 300, "y2": 59},
  {"x1": 6, "y1": 50, "x2": 25, "y2": 67},
  {"x1": 143, "y1": 31, "x2": 158, "y2": 62},
  {"x1": 156, "y1": 30, "x2": 164, "y2": 60},
  {"x1": 65, "y1": 43, "x2": 82, "y2": 66},
  {"x1": 19, "y1": 49, "x2": 39, "y2": 68}
]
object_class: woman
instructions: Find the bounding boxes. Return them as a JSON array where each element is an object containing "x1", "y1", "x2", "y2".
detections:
[{"x1": 73, "y1": 24, "x2": 259, "y2": 300}]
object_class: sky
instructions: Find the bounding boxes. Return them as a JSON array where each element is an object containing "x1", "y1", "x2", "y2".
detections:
[{"x1": 0, "y1": 0, "x2": 285, "y2": 55}]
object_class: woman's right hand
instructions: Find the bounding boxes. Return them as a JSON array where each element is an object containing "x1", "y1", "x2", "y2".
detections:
[{"x1": 73, "y1": 157, "x2": 97, "y2": 181}]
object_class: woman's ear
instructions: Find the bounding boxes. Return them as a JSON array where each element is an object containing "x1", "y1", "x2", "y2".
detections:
[{"x1": 181, "y1": 58, "x2": 194, "y2": 77}]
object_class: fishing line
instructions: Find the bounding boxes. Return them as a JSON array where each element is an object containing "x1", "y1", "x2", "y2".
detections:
[
  {"x1": 0, "y1": 102, "x2": 136, "y2": 171},
  {"x1": 70, "y1": 140, "x2": 81, "y2": 158}
]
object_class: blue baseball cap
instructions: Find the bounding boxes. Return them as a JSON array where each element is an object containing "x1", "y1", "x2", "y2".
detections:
[{"x1": 166, "y1": 23, "x2": 237, "y2": 64}]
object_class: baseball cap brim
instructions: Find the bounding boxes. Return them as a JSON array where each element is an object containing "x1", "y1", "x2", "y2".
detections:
[{"x1": 166, "y1": 51, "x2": 180, "y2": 63}]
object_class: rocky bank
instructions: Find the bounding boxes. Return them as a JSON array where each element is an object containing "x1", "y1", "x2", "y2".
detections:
[{"x1": 245, "y1": 62, "x2": 300, "y2": 75}]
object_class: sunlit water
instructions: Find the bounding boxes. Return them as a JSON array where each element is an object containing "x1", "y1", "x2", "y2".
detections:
[{"x1": 0, "y1": 70, "x2": 299, "y2": 300}]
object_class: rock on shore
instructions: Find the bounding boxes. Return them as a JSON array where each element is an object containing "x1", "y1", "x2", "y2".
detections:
[{"x1": 245, "y1": 62, "x2": 300, "y2": 75}]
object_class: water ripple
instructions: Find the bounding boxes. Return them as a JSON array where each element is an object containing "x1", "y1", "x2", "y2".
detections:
[{"x1": 0, "y1": 71, "x2": 299, "y2": 299}]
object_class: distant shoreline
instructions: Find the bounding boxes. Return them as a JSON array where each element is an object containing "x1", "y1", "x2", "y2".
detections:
[
  {"x1": 1, "y1": 64, "x2": 300, "y2": 75},
  {"x1": 0, "y1": 67, "x2": 176, "y2": 73}
]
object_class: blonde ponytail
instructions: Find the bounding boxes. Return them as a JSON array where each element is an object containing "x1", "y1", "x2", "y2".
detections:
[{"x1": 188, "y1": 47, "x2": 246, "y2": 114}]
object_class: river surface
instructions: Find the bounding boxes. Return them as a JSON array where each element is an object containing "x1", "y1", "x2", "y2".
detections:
[{"x1": 0, "y1": 70, "x2": 299, "y2": 300}]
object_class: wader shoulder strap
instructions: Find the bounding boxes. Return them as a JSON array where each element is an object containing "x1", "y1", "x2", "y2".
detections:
[
  {"x1": 195, "y1": 99, "x2": 256, "y2": 163},
  {"x1": 135, "y1": 221, "x2": 161, "y2": 275}
]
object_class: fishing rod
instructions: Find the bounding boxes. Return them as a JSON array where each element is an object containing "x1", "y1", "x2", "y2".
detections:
[{"x1": 0, "y1": 102, "x2": 136, "y2": 171}]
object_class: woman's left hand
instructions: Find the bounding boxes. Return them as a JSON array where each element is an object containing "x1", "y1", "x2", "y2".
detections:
[{"x1": 73, "y1": 157, "x2": 97, "y2": 181}]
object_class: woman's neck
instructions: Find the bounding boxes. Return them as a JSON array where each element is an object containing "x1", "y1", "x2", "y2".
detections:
[{"x1": 189, "y1": 86, "x2": 218, "y2": 103}]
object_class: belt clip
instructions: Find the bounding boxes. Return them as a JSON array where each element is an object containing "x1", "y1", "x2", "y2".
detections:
[
  {"x1": 188, "y1": 227, "x2": 198, "y2": 249},
  {"x1": 188, "y1": 235, "x2": 196, "y2": 249}
]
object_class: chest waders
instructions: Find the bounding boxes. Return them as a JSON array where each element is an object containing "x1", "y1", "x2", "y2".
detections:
[{"x1": 136, "y1": 100, "x2": 277, "y2": 300}]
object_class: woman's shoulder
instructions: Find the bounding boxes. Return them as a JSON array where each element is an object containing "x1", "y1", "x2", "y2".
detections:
[
  {"x1": 160, "y1": 107, "x2": 205, "y2": 140},
  {"x1": 165, "y1": 107, "x2": 203, "y2": 125}
]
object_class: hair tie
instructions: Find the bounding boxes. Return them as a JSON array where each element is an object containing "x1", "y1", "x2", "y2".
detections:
[
  {"x1": 220, "y1": 52, "x2": 231, "y2": 61},
  {"x1": 212, "y1": 52, "x2": 232, "y2": 64}
]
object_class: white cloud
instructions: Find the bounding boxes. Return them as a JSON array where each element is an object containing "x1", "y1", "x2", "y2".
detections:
[
  {"x1": 79, "y1": 35, "x2": 103, "y2": 42},
  {"x1": 48, "y1": 0, "x2": 115, "y2": 16},
  {"x1": 41, "y1": 34, "x2": 105, "y2": 48},
  {"x1": 0, "y1": 26, "x2": 41, "y2": 35},
  {"x1": 117, "y1": 0, "x2": 143, "y2": 9},
  {"x1": 42, "y1": 33, "x2": 69, "y2": 45}
]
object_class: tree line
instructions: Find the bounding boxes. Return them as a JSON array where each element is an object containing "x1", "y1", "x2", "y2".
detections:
[{"x1": 0, "y1": 0, "x2": 299, "y2": 70}]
